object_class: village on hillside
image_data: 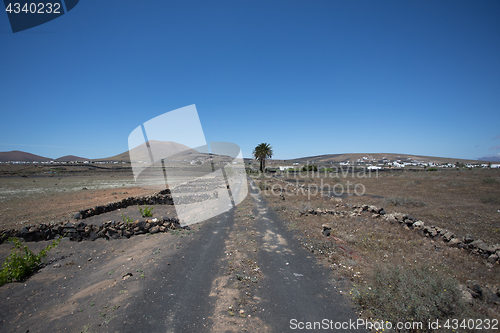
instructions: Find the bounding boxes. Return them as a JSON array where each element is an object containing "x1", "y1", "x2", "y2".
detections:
[{"x1": 2, "y1": 154, "x2": 500, "y2": 170}]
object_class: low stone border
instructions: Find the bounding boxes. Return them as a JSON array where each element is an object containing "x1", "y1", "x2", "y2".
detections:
[
  {"x1": 0, "y1": 185, "x2": 227, "y2": 244},
  {"x1": 73, "y1": 189, "x2": 174, "y2": 220},
  {"x1": 374, "y1": 206, "x2": 500, "y2": 264},
  {"x1": 312, "y1": 203, "x2": 500, "y2": 265},
  {"x1": 265, "y1": 177, "x2": 500, "y2": 265},
  {"x1": 0, "y1": 216, "x2": 185, "y2": 244}
]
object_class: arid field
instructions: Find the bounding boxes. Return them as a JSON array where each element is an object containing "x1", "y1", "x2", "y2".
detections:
[
  {"x1": 1, "y1": 162, "x2": 500, "y2": 329},
  {"x1": 0, "y1": 163, "x2": 157, "y2": 230},
  {"x1": 252, "y1": 167, "x2": 500, "y2": 323}
]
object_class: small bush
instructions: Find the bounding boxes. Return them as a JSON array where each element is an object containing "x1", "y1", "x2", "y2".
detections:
[
  {"x1": 385, "y1": 196, "x2": 426, "y2": 207},
  {"x1": 406, "y1": 180, "x2": 422, "y2": 186},
  {"x1": 481, "y1": 177, "x2": 499, "y2": 185},
  {"x1": 480, "y1": 196, "x2": 500, "y2": 205},
  {"x1": 121, "y1": 214, "x2": 134, "y2": 223},
  {"x1": 354, "y1": 264, "x2": 471, "y2": 332},
  {"x1": 426, "y1": 167, "x2": 438, "y2": 171},
  {"x1": 0, "y1": 236, "x2": 63, "y2": 286},
  {"x1": 138, "y1": 205, "x2": 154, "y2": 217},
  {"x1": 302, "y1": 165, "x2": 318, "y2": 172},
  {"x1": 447, "y1": 181, "x2": 466, "y2": 188}
]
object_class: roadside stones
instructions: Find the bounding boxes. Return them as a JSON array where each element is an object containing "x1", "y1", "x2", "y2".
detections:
[
  {"x1": 464, "y1": 234, "x2": 474, "y2": 244},
  {"x1": 106, "y1": 228, "x2": 118, "y2": 238},
  {"x1": 471, "y1": 284, "x2": 483, "y2": 299},
  {"x1": 29, "y1": 225, "x2": 39, "y2": 233},
  {"x1": 89, "y1": 231, "x2": 99, "y2": 241},
  {"x1": 97, "y1": 229, "x2": 108, "y2": 239},
  {"x1": 447, "y1": 238, "x2": 462, "y2": 247},
  {"x1": 412, "y1": 221, "x2": 424, "y2": 230},
  {"x1": 20, "y1": 227, "x2": 29, "y2": 237},
  {"x1": 459, "y1": 284, "x2": 474, "y2": 305},
  {"x1": 2, "y1": 215, "x2": 185, "y2": 243},
  {"x1": 73, "y1": 189, "x2": 173, "y2": 220},
  {"x1": 469, "y1": 239, "x2": 489, "y2": 252},
  {"x1": 321, "y1": 224, "x2": 331, "y2": 237},
  {"x1": 488, "y1": 244, "x2": 500, "y2": 253},
  {"x1": 423, "y1": 226, "x2": 438, "y2": 237},
  {"x1": 488, "y1": 254, "x2": 499, "y2": 263},
  {"x1": 347, "y1": 204, "x2": 500, "y2": 264},
  {"x1": 442, "y1": 231, "x2": 455, "y2": 242}
]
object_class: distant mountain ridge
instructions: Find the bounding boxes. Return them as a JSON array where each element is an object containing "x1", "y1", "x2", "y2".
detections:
[
  {"x1": 0, "y1": 151, "x2": 88, "y2": 163},
  {"x1": 0, "y1": 151, "x2": 52, "y2": 162},
  {"x1": 478, "y1": 155, "x2": 500, "y2": 162},
  {"x1": 1, "y1": 148, "x2": 498, "y2": 164},
  {"x1": 55, "y1": 155, "x2": 89, "y2": 162},
  {"x1": 96, "y1": 140, "x2": 194, "y2": 162}
]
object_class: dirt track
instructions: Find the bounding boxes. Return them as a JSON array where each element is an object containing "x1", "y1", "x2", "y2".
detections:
[{"x1": 0, "y1": 180, "x2": 364, "y2": 332}]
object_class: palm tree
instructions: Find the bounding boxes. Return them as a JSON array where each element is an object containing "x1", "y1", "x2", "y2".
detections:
[{"x1": 253, "y1": 143, "x2": 273, "y2": 172}]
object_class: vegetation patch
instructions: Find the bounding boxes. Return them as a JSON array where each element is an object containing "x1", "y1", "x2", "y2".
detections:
[
  {"x1": 482, "y1": 177, "x2": 499, "y2": 185},
  {"x1": 121, "y1": 213, "x2": 134, "y2": 223},
  {"x1": 480, "y1": 195, "x2": 500, "y2": 205},
  {"x1": 385, "y1": 196, "x2": 426, "y2": 207},
  {"x1": 302, "y1": 165, "x2": 318, "y2": 172},
  {"x1": 354, "y1": 263, "x2": 473, "y2": 332},
  {"x1": 138, "y1": 205, "x2": 154, "y2": 217},
  {"x1": 0, "y1": 236, "x2": 63, "y2": 286}
]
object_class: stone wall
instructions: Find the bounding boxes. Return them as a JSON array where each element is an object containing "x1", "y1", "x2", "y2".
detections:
[
  {"x1": 73, "y1": 189, "x2": 173, "y2": 220},
  {"x1": 0, "y1": 189, "x2": 180, "y2": 244}
]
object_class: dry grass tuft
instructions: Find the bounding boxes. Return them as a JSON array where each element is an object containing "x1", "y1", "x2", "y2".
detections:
[
  {"x1": 354, "y1": 263, "x2": 474, "y2": 332},
  {"x1": 384, "y1": 196, "x2": 426, "y2": 207}
]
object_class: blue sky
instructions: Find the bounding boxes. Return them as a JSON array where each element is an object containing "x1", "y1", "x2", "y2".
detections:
[{"x1": 1, "y1": 0, "x2": 499, "y2": 160}]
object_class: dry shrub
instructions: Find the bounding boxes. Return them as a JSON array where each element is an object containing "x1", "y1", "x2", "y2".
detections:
[
  {"x1": 354, "y1": 263, "x2": 476, "y2": 332},
  {"x1": 481, "y1": 177, "x2": 499, "y2": 185},
  {"x1": 480, "y1": 195, "x2": 500, "y2": 204},
  {"x1": 385, "y1": 196, "x2": 426, "y2": 207}
]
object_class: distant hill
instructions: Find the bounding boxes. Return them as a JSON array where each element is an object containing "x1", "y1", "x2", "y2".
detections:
[
  {"x1": 264, "y1": 153, "x2": 483, "y2": 165},
  {"x1": 94, "y1": 140, "x2": 208, "y2": 162},
  {"x1": 55, "y1": 155, "x2": 89, "y2": 162},
  {"x1": 0, "y1": 150, "x2": 52, "y2": 162},
  {"x1": 478, "y1": 155, "x2": 500, "y2": 162},
  {"x1": 1, "y1": 149, "x2": 492, "y2": 165}
]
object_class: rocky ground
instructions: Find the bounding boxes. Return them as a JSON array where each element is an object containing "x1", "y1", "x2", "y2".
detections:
[
  {"x1": 1, "y1": 165, "x2": 499, "y2": 332},
  {"x1": 0, "y1": 179, "x2": 365, "y2": 333},
  {"x1": 254, "y1": 171, "x2": 500, "y2": 326}
]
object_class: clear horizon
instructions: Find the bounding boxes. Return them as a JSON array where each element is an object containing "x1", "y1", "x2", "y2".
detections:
[
  {"x1": 1, "y1": 1, "x2": 499, "y2": 161},
  {"x1": 0, "y1": 147, "x2": 497, "y2": 163}
]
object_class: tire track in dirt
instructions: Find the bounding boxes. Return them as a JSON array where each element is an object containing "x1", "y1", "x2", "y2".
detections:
[
  {"x1": 247, "y1": 180, "x2": 365, "y2": 332},
  {"x1": 207, "y1": 192, "x2": 271, "y2": 332},
  {"x1": 207, "y1": 180, "x2": 364, "y2": 332}
]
